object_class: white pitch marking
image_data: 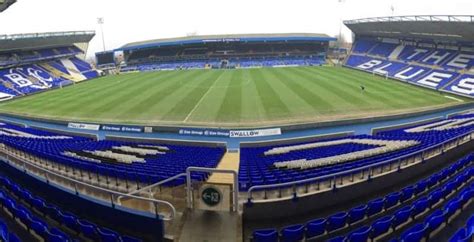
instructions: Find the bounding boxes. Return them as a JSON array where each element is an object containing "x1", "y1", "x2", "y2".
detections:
[
  {"x1": 444, "y1": 95, "x2": 464, "y2": 102},
  {"x1": 183, "y1": 72, "x2": 226, "y2": 122}
]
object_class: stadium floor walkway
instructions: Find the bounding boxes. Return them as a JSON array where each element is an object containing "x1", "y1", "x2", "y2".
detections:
[{"x1": 208, "y1": 151, "x2": 240, "y2": 184}]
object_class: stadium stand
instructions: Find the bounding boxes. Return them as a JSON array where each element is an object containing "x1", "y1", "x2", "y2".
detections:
[
  {"x1": 1, "y1": 15, "x2": 473, "y2": 241},
  {"x1": 0, "y1": 123, "x2": 226, "y2": 191},
  {"x1": 343, "y1": 16, "x2": 474, "y2": 98},
  {"x1": 0, "y1": 31, "x2": 99, "y2": 101},
  {"x1": 0, "y1": 176, "x2": 142, "y2": 242},
  {"x1": 96, "y1": 33, "x2": 334, "y2": 72},
  {"x1": 251, "y1": 153, "x2": 473, "y2": 241},
  {"x1": 344, "y1": 41, "x2": 474, "y2": 96},
  {"x1": 239, "y1": 113, "x2": 474, "y2": 192}
]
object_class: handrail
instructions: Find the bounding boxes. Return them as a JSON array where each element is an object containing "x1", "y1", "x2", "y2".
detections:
[
  {"x1": 0, "y1": 149, "x2": 177, "y2": 221},
  {"x1": 247, "y1": 130, "x2": 473, "y2": 201},
  {"x1": 126, "y1": 173, "x2": 187, "y2": 196},
  {"x1": 116, "y1": 173, "x2": 187, "y2": 203}
]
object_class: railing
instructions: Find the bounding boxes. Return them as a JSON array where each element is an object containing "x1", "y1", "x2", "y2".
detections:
[
  {"x1": 246, "y1": 130, "x2": 474, "y2": 202},
  {"x1": 117, "y1": 167, "x2": 240, "y2": 212},
  {"x1": 116, "y1": 172, "x2": 188, "y2": 204},
  {"x1": 344, "y1": 15, "x2": 474, "y2": 25},
  {"x1": 0, "y1": 31, "x2": 96, "y2": 41},
  {"x1": 0, "y1": 150, "x2": 177, "y2": 221}
]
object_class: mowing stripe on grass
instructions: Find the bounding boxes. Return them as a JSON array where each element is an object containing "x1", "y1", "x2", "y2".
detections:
[
  {"x1": 214, "y1": 70, "x2": 244, "y2": 122},
  {"x1": 251, "y1": 68, "x2": 292, "y2": 119}
]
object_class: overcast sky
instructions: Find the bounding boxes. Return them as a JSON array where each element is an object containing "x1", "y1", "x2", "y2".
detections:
[{"x1": 0, "y1": 0, "x2": 472, "y2": 57}]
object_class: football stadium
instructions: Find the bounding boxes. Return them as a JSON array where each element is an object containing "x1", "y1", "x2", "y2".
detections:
[{"x1": 0, "y1": 1, "x2": 474, "y2": 242}]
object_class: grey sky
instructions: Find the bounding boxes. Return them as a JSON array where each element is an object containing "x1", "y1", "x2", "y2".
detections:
[{"x1": 1, "y1": 0, "x2": 473, "y2": 57}]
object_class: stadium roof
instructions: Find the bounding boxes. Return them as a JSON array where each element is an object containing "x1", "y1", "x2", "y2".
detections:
[
  {"x1": 344, "y1": 15, "x2": 474, "y2": 43},
  {"x1": 0, "y1": 31, "x2": 96, "y2": 52},
  {"x1": 0, "y1": 0, "x2": 16, "y2": 12},
  {"x1": 120, "y1": 33, "x2": 336, "y2": 51}
]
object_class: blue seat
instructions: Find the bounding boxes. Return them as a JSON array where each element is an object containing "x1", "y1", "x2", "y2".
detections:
[
  {"x1": 31, "y1": 197, "x2": 46, "y2": 214},
  {"x1": 327, "y1": 235, "x2": 346, "y2": 242},
  {"x1": 45, "y1": 204, "x2": 62, "y2": 222},
  {"x1": 385, "y1": 192, "x2": 400, "y2": 210},
  {"x1": 445, "y1": 181, "x2": 457, "y2": 196},
  {"x1": 122, "y1": 235, "x2": 143, "y2": 242},
  {"x1": 348, "y1": 205, "x2": 367, "y2": 224},
  {"x1": 61, "y1": 212, "x2": 79, "y2": 232},
  {"x1": 393, "y1": 206, "x2": 412, "y2": 228},
  {"x1": 413, "y1": 197, "x2": 429, "y2": 217},
  {"x1": 347, "y1": 225, "x2": 371, "y2": 242},
  {"x1": 401, "y1": 186, "x2": 414, "y2": 202},
  {"x1": 425, "y1": 209, "x2": 445, "y2": 235},
  {"x1": 78, "y1": 219, "x2": 98, "y2": 240},
  {"x1": 426, "y1": 174, "x2": 439, "y2": 188},
  {"x1": 328, "y1": 212, "x2": 348, "y2": 232},
  {"x1": 371, "y1": 215, "x2": 393, "y2": 239},
  {"x1": 253, "y1": 228, "x2": 278, "y2": 242},
  {"x1": 367, "y1": 198, "x2": 385, "y2": 217},
  {"x1": 305, "y1": 218, "x2": 326, "y2": 238},
  {"x1": 460, "y1": 189, "x2": 473, "y2": 206},
  {"x1": 281, "y1": 224, "x2": 304, "y2": 242},
  {"x1": 16, "y1": 208, "x2": 32, "y2": 228},
  {"x1": 47, "y1": 227, "x2": 69, "y2": 242},
  {"x1": 449, "y1": 228, "x2": 470, "y2": 242},
  {"x1": 8, "y1": 232, "x2": 20, "y2": 242},
  {"x1": 428, "y1": 189, "x2": 443, "y2": 208},
  {"x1": 400, "y1": 223, "x2": 427, "y2": 242},
  {"x1": 415, "y1": 180, "x2": 427, "y2": 195},
  {"x1": 31, "y1": 218, "x2": 49, "y2": 239},
  {"x1": 467, "y1": 215, "x2": 474, "y2": 235},
  {"x1": 445, "y1": 198, "x2": 461, "y2": 219},
  {"x1": 98, "y1": 227, "x2": 121, "y2": 242},
  {"x1": 0, "y1": 220, "x2": 8, "y2": 241}
]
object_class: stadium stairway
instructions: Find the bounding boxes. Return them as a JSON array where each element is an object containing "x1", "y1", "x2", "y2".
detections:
[
  {"x1": 39, "y1": 63, "x2": 85, "y2": 83},
  {"x1": 178, "y1": 209, "x2": 242, "y2": 242},
  {"x1": 174, "y1": 150, "x2": 242, "y2": 242},
  {"x1": 208, "y1": 150, "x2": 240, "y2": 184},
  {"x1": 60, "y1": 59, "x2": 89, "y2": 81},
  {"x1": 388, "y1": 45, "x2": 404, "y2": 60},
  {"x1": 0, "y1": 79, "x2": 23, "y2": 96}
]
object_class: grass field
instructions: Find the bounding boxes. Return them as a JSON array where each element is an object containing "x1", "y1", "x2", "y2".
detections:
[{"x1": 0, "y1": 66, "x2": 468, "y2": 127}]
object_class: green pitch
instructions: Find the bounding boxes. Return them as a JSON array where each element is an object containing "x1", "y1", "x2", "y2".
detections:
[{"x1": 0, "y1": 66, "x2": 467, "y2": 127}]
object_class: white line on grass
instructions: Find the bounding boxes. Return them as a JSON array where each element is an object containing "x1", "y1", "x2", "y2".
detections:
[
  {"x1": 183, "y1": 72, "x2": 225, "y2": 123},
  {"x1": 444, "y1": 95, "x2": 464, "y2": 102}
]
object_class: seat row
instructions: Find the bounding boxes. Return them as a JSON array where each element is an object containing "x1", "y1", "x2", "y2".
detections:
[
  {"x1": 327, "y1": 181, "x2": 473, "y2": 242},
  {"x1": 0, "y1": 189, "x2": 70, "y2": 242},
  {"x1": 251, "y1": 154, "x2": 473, "y2": 242},
  {"x1": 240, "y1": 115, "x2": 474, "y2": 190},
  {"x1": 0, "y1": 176, "x2": 142, "y2": 242},
  {"x1": 0, "y1": 124, "x2": 225, "y2": 189}
]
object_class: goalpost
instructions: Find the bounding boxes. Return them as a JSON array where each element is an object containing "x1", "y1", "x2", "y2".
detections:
[
  {"x1": 372, "y1": 70, "x2": 389, "y2": 80},
  {"x1": 59, "y1": 80, "x2": 74, "y2": 89}
]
